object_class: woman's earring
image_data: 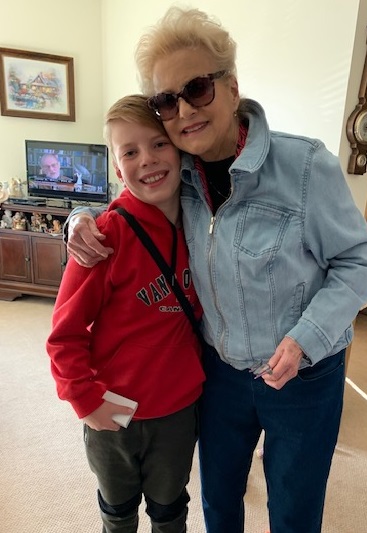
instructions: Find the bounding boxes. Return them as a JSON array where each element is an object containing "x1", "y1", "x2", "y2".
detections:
[{"x1": 234, "y1": 110, "x2": 238, "y2": 118}]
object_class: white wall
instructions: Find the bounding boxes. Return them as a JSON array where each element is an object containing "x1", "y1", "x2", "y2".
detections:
[
  {"x1": 102, "y1": 0, "x2": 356, "y2": 149},
  {"x1": 1, "y1": 0, "x2": 366, "y2": 216},
  {"x1": 102, "y1": 0, "x2": 367, "y2": 214},
  {"x1": 0, "y1": 0, "x2": 104, "y2": 181}
]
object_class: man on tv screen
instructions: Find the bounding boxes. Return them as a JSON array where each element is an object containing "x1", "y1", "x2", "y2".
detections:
[{"x1": 30, "y1": 153, "x2": 76, "y2": 192}]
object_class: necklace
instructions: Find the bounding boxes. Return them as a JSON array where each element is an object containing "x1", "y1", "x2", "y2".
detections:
[{"x1": 206, "y1": 177, "x2": 231, "y2": 200}]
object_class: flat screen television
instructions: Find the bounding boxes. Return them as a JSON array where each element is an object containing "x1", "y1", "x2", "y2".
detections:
[{"x1": 26, "y1": 140, "x2": 109, "y2": 205}]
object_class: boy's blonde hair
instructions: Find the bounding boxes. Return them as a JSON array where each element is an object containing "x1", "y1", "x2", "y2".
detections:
[
  {"x1": 104, "y1": 94, "x2": 167, "y2": 162},
  {"x1": 135, "y1": 7, "x2": 237, "y2": 95}
]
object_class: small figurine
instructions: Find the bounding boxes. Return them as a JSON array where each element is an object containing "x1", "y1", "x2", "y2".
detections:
[
  {"x1": 46, "y1": 213, "x2": 53, "y2": 228},
  {"x1": 12, "y1": 211, "x2": 27, "y2": 230},
  {"x1": 30, "y1": 212, "x2": 47, "y2": 232},
  {"x1": 9, "y1": 178, "x2": 22, "y2": 198},
  {"x1": 0, "y1": 181, "x2": 10, "y2": 203},
  {"x1": 1, "y1": 209, "x2": 13, "y2": 229},
  {"x1": 52, "y1": 219, "x2": 62, "y2": 234}
]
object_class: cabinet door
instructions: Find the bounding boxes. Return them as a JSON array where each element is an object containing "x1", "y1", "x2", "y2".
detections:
[
  {"x1": 31, "y1": 236, "x2": 67, "y2": 286},
  {"x1": 0, "y1": 232, "x2": 32, "y2": 282}
]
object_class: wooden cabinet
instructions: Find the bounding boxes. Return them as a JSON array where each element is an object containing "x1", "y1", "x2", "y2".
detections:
[
  {"x1": 0, "y1": 202, "x2": 69, "y2": 300},
  {"x1": 0, "y1": 232, "x2": 32, "y2": 284}
]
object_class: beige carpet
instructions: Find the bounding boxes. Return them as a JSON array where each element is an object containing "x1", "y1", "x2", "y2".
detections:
[{"x1": 0, "y1": 296, "x2": 366, "y2": 532}]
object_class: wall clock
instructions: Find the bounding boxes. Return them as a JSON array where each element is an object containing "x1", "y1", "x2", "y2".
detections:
[{"x1": 346, "y1": 43, "x2": 367, "y2": 175}]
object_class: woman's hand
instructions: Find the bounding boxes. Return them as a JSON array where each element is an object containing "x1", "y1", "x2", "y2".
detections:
[
  {"x1": 67, "y1": 213, "x2": 114, "y2": 267},
  {"x1": 263, "y1": 336, "x2": 304, "y2": 390}
]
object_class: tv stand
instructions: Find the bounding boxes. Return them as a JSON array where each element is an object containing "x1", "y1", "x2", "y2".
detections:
[{"x1": 0, "y1": 201, "x2": 71, "y2": 301}]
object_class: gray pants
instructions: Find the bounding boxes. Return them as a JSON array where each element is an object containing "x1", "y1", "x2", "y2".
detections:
[{"x1": 84, "y1": 403, "x2": 198, "y2": 533}]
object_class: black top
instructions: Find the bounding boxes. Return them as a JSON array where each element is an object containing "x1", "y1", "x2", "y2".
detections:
[{"x1": 201, "y1": 156, "x2": 235, "y2": 213}]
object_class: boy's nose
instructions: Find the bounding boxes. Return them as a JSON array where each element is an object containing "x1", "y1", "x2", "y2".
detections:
[{"x1": 141, "y1": 150, "x2": 159, "y2": 166}]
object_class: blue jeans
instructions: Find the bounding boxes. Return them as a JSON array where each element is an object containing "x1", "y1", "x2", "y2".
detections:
[{"x1": 198, "y1": 346, "x2": 345, "y2": 533}]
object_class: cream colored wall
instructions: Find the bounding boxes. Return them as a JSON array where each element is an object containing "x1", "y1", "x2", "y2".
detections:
[
  {"x1": 0, "y1": 0, "x2": 104, "y2": 182},
  {"x1": 102, "y1": 0, "x2": 360, "y2": 147},
  {"x1": 1, "y1": 0, "x2": 366, "y2": 217},
  {"x1": 340, "y1": 0, "x2": 367, "y2": 214},
  {"x1": 102, "y1": 0, "x2": 367, "y2": 215}
]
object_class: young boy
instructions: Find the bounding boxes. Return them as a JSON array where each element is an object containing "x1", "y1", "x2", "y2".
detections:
[{"x1": 46, "y1": 95, "x2": 205, "y2": 533}]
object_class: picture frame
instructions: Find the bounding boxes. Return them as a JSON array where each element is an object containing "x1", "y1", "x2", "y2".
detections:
[{"x1": 0, "y1": 47, "x2": 75, "y2": 121}]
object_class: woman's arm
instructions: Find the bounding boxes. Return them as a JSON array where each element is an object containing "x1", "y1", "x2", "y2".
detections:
[{"x1": 288, "y1": 143, "x2": 367, "y2": 362}]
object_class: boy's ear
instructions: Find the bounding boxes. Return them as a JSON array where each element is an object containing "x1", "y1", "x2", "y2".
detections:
[{"x1": 113, "y1": 163, "x2": 124, "y2": 183}]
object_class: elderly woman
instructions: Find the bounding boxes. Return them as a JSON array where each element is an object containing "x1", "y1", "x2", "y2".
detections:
[{"x1": 65, "y1": 7, "x2": 367, "y2": 533}]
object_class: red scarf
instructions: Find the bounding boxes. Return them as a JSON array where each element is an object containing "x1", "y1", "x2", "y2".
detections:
[{"x1": 194, "y1": 123, "x2": 248, "y2": 210}]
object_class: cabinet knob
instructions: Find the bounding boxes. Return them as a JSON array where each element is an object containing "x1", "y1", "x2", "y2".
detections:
[{"x1": 25, "y1": 256, "x2": 31, "y2": 262}]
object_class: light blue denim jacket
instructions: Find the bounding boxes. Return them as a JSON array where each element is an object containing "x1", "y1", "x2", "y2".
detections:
[{"x1": 180, "y1": 99, "x2": 367, "y2": 370}]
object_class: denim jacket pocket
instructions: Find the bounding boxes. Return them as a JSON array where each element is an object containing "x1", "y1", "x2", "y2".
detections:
[
  {"x1": 291, "y1": 283, "x2": 306, "y2": 325},
  {"x1": 235, "y1": 204, "x2": 291, "y2": 257}
]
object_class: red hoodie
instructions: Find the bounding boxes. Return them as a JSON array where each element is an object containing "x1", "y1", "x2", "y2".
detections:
[{"x1": 47, "y1": 190, "x2": 205, "y2": 419}]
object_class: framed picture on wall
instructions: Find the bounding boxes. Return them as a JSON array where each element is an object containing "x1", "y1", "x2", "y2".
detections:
[{"x1": 0, "y1": 47, "x2": 75, "y2": 121}]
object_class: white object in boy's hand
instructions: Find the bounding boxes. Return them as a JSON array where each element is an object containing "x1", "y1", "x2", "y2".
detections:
[{"x1": 102, "y1": 390, "x2": 138, "y2": 428}]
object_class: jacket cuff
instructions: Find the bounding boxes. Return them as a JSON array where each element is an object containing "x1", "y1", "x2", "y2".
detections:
[{"x1": 286, "y1": 318, "x2": 333, "y2": 365}]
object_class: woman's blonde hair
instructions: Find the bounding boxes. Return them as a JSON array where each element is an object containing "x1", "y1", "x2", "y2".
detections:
[
  {"x1": 135, "y1": 7, "x2": 237, "y2": 95},
  {"x1": 104, "y1": 94, "x2": 167, "y2": 161}
]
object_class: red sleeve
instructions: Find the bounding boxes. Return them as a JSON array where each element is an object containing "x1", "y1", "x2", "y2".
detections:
[{"x1": 46, "y1": 212, "x2": 115, "y2": 418}]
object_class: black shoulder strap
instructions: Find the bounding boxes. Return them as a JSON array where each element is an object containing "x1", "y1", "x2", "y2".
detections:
[{"x1": 115, "y1": 207, "x2": 204, "y2": 345}]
